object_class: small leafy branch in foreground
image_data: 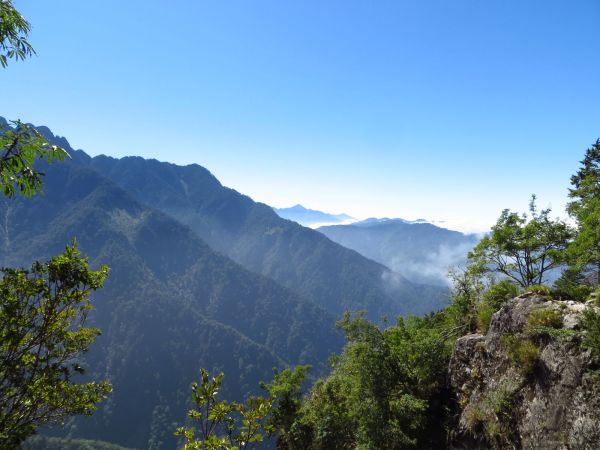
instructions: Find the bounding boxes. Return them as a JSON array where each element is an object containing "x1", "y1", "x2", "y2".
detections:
[
  {"x1": 0, "y1": 0, "x2": 36, "y2": 67},
  {"x1": 175, "y1": 368, "x2": 274, "y2": 450},
  {"x1": 0, "y1": 120, "x2": 68, "y2": 198}
]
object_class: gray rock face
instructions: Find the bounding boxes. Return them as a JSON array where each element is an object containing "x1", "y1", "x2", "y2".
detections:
[{"x1": 448, "y1": 295, "x2": 600, "y2": 450}]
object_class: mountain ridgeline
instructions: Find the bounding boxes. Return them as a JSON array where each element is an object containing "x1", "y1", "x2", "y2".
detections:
[
  {"x1": 318, "y1": 219, "x2": 480, "y2": 286},
  {"x1": 80, "y1": 151, "x2": 448, "y2": 319},
  {"x1": 1, "y1": 128, "x2": 339, "y2": 448},
  {"x1": 0, "y1": 123, "x2": 447, "y2": 448},
  {"x1": 273, "y1": 204, "x2": 353, "y2": 227}
]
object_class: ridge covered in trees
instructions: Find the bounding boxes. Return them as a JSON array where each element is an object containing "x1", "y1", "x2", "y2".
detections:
[
  {"x1": 252, "y1": 140, "x2": 600, "y2": 449},
  {"x1": 169, "y1": 139, "x2": 600, "y2": 449},
  {"x1": 1, "y1": 1, "x2": 599, "y2": 448},
  {"x1": 82, "y1": 153, "x2": 448, "y2": 320}
]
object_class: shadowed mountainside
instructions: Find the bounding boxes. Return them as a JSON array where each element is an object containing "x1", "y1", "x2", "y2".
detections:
[
  {"x1": 0, "y1": 153, "x2": 342, "y2": 449},
  {"x1": 80, "y1": 154, "x2": 448, "y2": 319}
]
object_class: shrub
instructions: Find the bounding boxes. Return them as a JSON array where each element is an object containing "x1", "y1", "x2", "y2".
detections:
[
  {"x1": 464, "y1": 379, "x2": 521, "y2": 444},
  {"x1": 553, "y1": 268, "x2": 592, "y2": 301},
  {"x1": 592, "y1": 286, "x2": 600, "y2": 306},
  {"x1": 525, "y1": 307, "x2": 580, "y2": 341},
  {"x1": 501, "y1": 335, "x2": 539, "y2": 375},
  {"x1": 476, "y1": 302, "x2": 495, "y2": 334},
  {"x1": 465, "y1": 404, "x2": 488, "y2": 434},
  {"x1": 526, "y1": 308, "x2": 563, "y2": 333},
  {"x1": 485, "y1": 379, "x2": 521, "y2": 419},
  {"x1": 525, "y1": 284, "x2": 553, "y2": 296},
  {"x1": 483, "y1": 280, "x2": 520, "y2": 310},
  {"x1": 476, "y1": 281, "x2": 520, "y2": 334},
  {"x1": 582, "y1": 308, "x2": 600, "y2": 359}
]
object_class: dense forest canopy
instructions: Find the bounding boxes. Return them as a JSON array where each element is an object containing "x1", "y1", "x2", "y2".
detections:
[{"x1": 1, "y1": 1, "x2": 599, "y2": 449}]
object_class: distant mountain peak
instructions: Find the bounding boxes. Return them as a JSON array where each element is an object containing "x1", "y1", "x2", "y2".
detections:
[
  {"x1": 274, "y1": 204, "x2": 354, "y2": 228},
  {"x1": 35, "y1": 125, "x2": 76, "y2": 154},
  {"x1": 354, "y1": 217, "x2": 432, "y2": 227},
  {"x1": 317, "y1": 218, "x2": 480, "y2": 287}
]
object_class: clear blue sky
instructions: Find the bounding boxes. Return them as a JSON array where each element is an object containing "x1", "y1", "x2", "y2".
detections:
[{"x1": 4, "y1": 0, "x2": 600, "y2": 232}]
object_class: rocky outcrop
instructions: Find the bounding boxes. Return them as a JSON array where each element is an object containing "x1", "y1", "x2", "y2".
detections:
[{"x1": 448, "y1": 294, "x2": 600, "y2": 450}]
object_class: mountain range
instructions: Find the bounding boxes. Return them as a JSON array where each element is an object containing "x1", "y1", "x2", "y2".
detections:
[
  {"x1": 80, "y1": 149, "x2": 446, "y2": 320},
  {"x1": 318, "y1": 218, "x2": 481, "y2": 286},
  {"x1": 0, "y1": 146, "x2": 342, "y2": 448},
  {"x1": 0, "y1": 122, "x2": 449, "y2": 448},
  {"x1": 271, "y1": 201, "x2": 481, "y2": 287},
  {"x1": 273, "y1": 204, "x2": 354, "y2": 227}
]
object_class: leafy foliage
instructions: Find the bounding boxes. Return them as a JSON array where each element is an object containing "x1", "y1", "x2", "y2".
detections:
[
  {"x1": 523, "y1": 307, "x2": 576, "y2": 342},
  {"x1": 482, "y1": 279, "x2": 520, "y2": 311},
  {"x1": 443, "y1": 269, "x2": 521, "y2": 339},
  {"x1": 501, "y1": 335, "x2": 539, "y2": 376},
  {"x1": 444, "y1": 268, "x2": 521, "y2": 336},
  {"x1": 282, "y1": 312, "x2": 451, "y2": 449},
  {"x1": 0, "y1": 134, "x2": 343, "y2": 449},
  {"x1": 475, "y1": 280, "x2": 520, "y2": 333},
  {"x1": 582, "y1": 308, "x2": 600, "y2": 360},
  {"x1": 261, "y1": 365, "x2": 311, "y2": 449},
  {"x1": 565, "y1": 139, "x2": 600, "y2": 286},
  {"x1": 468, "y1": 195, "x2": 573, "y2": 287},
  {"x1": 175, "y1": 368, "x2": 273, "y2": 450},
  {"x1": 0, "y1": 243, "x2": 111, "y2": 447},
  {"x1": 525, "y1": 284, "x2": 553, "y2": 296},
  {"x1": 553, "y1": 267, "x2": 592, "y2": 301},
  {"x1": 526, "y1": 307, "x2": 563, "y2": 331},
  {"x1": 475, "y1": 302, "x2": 496, "y2": 335},
  {"x1": 444, "y1": 267, "x2": 489, "y2": 337},
  {"x1": 1, "y1": 120, "x2": 68, "y2": 198},
  {"x1": 0, "y1": 0, "x2": 35, "y2": 67},
  {"x1": 464, "y1": 379, "x2": 521, "y2": 446}
]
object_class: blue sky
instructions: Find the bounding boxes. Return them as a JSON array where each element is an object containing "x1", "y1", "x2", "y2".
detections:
[{"x1": 3, "y1": 0, "x2": 600, "y2": 232}]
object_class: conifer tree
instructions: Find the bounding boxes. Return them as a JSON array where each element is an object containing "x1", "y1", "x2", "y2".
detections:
[{"x1": 566, "y1": 139, "x2": 600, "y2": 285}]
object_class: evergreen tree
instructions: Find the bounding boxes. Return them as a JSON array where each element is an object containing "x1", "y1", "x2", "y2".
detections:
[{"x1": 566, "y1": 139, "x2": 600, "y2": 286}]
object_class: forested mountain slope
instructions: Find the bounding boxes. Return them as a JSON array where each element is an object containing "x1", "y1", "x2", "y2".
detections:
[
  {"x1": 79, "y1": 153, "x2": 447, "y2": 319},
  {"x1": 0, "y1": 155, "x2": 342, "y2": 449},
  {"x1": 319, "y1": 219, "x2": 480, "y2": 286}
]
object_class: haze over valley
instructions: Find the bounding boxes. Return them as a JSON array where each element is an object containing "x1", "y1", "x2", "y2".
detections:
[
  {"x1": 0, "y1": 121, "x2": 450, "y2": 447},
  {"x1": 274, "y1": 205, "x2": 481, "y2": 286},
  {"x1": 2, "y1": 1, "x2": 599, "y2": 449}
]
